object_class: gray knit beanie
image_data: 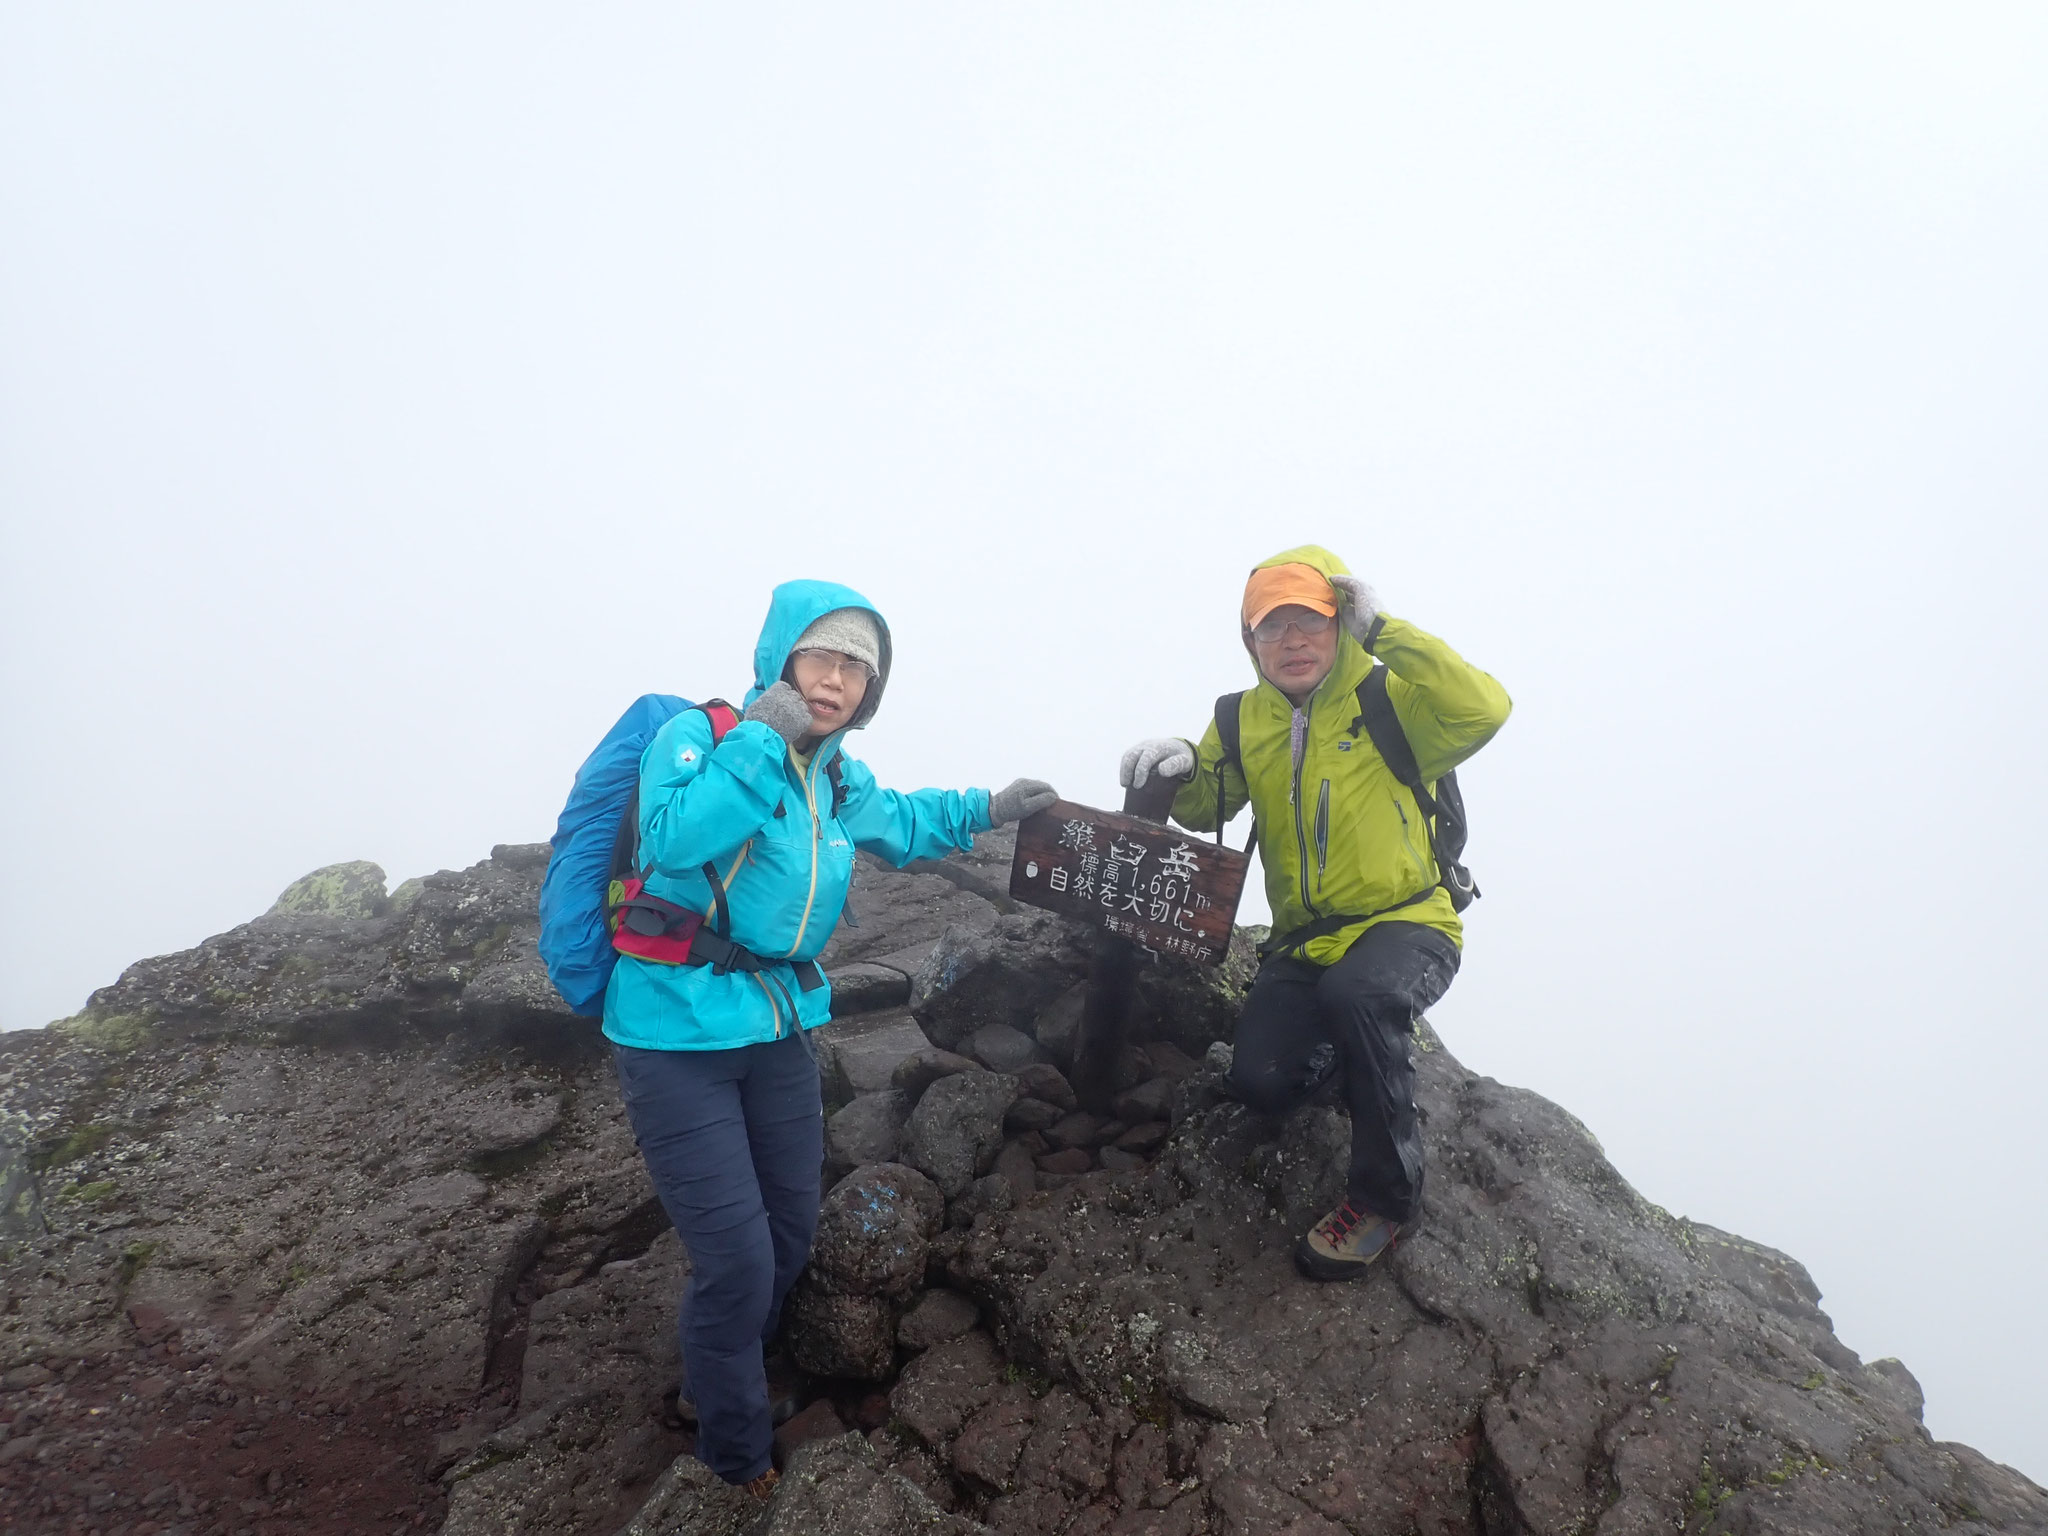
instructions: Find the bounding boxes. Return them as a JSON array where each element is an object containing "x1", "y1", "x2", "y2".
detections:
[{"x1": 792, "y1": 608, "x2": 882, "y2": 672}]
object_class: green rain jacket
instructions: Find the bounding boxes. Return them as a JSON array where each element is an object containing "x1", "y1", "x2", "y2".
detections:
[{"x1": 1169, "y1": 545, "x2": 1512, "y2": 965}]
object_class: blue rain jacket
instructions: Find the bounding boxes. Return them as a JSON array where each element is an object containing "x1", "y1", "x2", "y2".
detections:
[{"x1": 602, "y1": 580, "x2": 992, "y2": 1051}]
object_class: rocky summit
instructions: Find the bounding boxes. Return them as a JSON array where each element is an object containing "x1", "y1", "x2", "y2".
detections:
[{"x1": 2, "y1": 830, "x2": 2042, "y2": 1536}]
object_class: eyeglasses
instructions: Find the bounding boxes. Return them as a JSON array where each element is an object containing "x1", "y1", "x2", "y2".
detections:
[
  {"x1": 1249, "y1": 609, "x2": 1334, "y2": 643},
  {"x1": 791, "y1": 647, "x2": 876, "y2": 683}
]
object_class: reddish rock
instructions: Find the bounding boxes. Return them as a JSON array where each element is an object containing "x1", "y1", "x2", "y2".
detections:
[
  {"x1": 771, "y1": 1397, "x2": 846, "y2": 1465},
  {"x1": 1013, "y1": 1063, "x2": 1078, "y2": 1111},
  {"x1": 1044, "y1": 1112, "x2": 1101, "y2": 1151},
  {"x1": 1138, "y1": 1041, "x2": 1200, "y2": 1081},
  {"x1": 1113, "y1": 1077, "x2": 1176, "y2": 1125},
  {"x1": 1002, "y1": 1098, "x2": 1062, "y2": 1135},
  {"x1": 1115, "y1": 1120, "x2": 1170, "y2": 1154}
]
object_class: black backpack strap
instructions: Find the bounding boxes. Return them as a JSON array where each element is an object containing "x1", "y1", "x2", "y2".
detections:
[
  {"x1": 825, "y1": 755, "x2": 849, "y2": 815},
  {"x1": 1211, "y1": 692, "x2": 1254, "y2": 853},
  {"x1": 1350, "y1": 667, "x2": 1480, "y2": 911},
  {"x1": 1350, "y1": 668, "x2": 1434, "y2": 812}
]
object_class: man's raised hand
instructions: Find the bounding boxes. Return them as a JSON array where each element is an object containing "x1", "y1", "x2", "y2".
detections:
[{"x1": 1119, "y1": 738, "x2": 1196, "y2": 789}]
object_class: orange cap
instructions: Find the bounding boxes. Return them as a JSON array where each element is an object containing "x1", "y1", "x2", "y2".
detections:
[{"x1": 1242, "y1": 563, "x2": 1337, "y2": 631}]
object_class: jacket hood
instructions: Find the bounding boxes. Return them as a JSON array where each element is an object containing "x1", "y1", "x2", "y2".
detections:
[
  {"x1": 1242, "y1": 543, "x2": 1369, "y2": 704},
  {"x1": 747, "y1": 579, "x2": 893, "y2": 733}
]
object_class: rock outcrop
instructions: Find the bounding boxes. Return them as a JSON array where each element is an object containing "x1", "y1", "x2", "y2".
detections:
[{"x1": 1, "y1": 829, "x2": 2041, "y2": 1535}]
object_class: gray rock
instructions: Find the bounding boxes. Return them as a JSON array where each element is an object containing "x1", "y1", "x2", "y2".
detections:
[
  {"x1": 990, "y1": 1140, "x2": 1037, "y2": 1197},
  {"x1": 961, "y1": 1022, "x2": 1047, "y2": 1074},
  {"x1": 1001, "y1": 1098, "x2": 1062, "y2": 1135},
  {"x1": 890, "y1": 1047, "x2": 980, "y2": 1101},
  {"x1": 1128, "y1": 923, "x2": 1261, "y2": 1056},
  {"x1": 765, "y1": 1432, "x2": 991, "y2": 1534},
  {"x1": 900, "y1": 1072, "x2": 1020, "y2": 1199},
  {"x1": 1011, "y1": 1062, "x2": 1077, "y2": 1111},
  {"x1": 898, "y1": 1289, "x2": 980, "y2": 1352},
  {"x1": 0, "y1": 1141, "x2": 43, "y2": 1242},
  {"x1": 828, "y1": 963, "x2": 914, "y2": 1017},
  {"x1": 265, "y1": 860, "x2": 390, "y2": 921},
  {"x1": 1042, "y1": 1111, "x2": 1101, "y2": 1152},
  {"x1": 826, "y1": 1091, "x2": 914, "y2": 1173},
  {"x1": 807, "y1": 1164, "x2": 944, "y2": 1299},
  {"x1": 1111, "y1": 1076, "x2": 1175, "y2": 1125},
  {"x1": 946, "y1": 1174, "x2": 1014, "y2": 1229},
  {"x1": 820, "y1": 1013, "x2": 934, "y2": 1097},
  {"x1": 936, "y1": 1019, "x2": 2048, "y2": 1536},
  {"x1": 1027, "y1": 981, "x2": 1086, "y2": 1065},
  {"x1": 11, "y1": 802, "x2": 2044, "y2": 1536},
  {"x1": 785, "y1": 1285, "x2": 898, "y2": 1380},
  {"x1": 910, "y1": 913, "x2": 1091, "y2": 1053},
  {"x1": 616, "y1": 1452, "x2": 759, "y2": 1536}
]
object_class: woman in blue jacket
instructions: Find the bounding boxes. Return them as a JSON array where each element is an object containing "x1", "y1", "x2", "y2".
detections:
[{"x1": 605, "y1": 578, "x2": 1055, "y2": 1497}]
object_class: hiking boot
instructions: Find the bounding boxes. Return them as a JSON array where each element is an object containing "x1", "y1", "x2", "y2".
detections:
[
  {"x1": 743, "y1": 1468, "x2": 781, "y2": 1501},
  {"x1": 1294, "y1": 1200, "x2": 1400, "y2": 1281}
]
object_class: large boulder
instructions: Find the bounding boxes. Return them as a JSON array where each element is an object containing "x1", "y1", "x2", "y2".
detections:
[
  {"x1": 924, "y1": 1023, "x2": 2048, "y2": 1536},
  {"x1": 784, "y1": 1286, "x2": 899, "y2": 1380},
  {"x1": 266, "y1": 860, "x2": 392, "y2": 920},
  {"x1": 785, "y1": 1163, "x2": 947, "y2": 1381},
  {"x1": 825, "y1": 1090, "x2": 915, "y2": 1174},
  {"x1": 806, "y1": 1164, "x2": 945, "y2": 1300},
  {"x1": 900, "y1": 1072, "x2": 1021, "y2": 1199},
  {"x1": 909, "y1": 913, "x2": 1091, "y2": 1053},
  {"x1": 762, "y1": 1432, "x2": 991, "y2": 1534}
]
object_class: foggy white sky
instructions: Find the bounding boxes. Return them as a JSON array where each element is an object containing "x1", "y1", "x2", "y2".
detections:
[{"x1": 4, "y1": 2, "x2": 2044, "y2": 1478}]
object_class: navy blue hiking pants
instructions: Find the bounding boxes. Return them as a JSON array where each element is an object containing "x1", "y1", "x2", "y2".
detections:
[
  {"x1": 611, "y1": 1032, "x2": 823, "y2": 1484},
  {"x1": 1228, "y1": 920, "x2": 1460, "y2": 1226}
]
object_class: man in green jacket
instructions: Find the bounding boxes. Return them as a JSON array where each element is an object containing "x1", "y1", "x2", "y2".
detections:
[{"x1": 1118, "y1": 545, "x2": 1511, "y2": 1280}]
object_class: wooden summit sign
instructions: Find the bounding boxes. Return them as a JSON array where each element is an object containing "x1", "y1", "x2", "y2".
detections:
[{"x1": 1009, "y1": 800, "x2": 1250, "y2": 965}]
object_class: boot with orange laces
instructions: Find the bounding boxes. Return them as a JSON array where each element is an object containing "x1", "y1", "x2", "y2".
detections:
[{"x1": 1295, "y1": 1199, "x2": 1401, "y2": 1281}]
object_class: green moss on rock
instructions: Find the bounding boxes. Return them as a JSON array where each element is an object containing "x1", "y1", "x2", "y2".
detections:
[
  {"x1": 33, "y1": 1123, "x2": 115, "y2": 1171},
  {"x1": 51, "y1": 1009, "x2": 153, "y2": 1055},
  {"x1": 267, "y1": 861, "x2": 390, "y2": 920}
]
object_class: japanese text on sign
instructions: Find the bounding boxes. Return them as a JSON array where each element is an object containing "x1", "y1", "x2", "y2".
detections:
[{"x1": 1009, "y1": 800, "x2": 1249, "y2": 964}]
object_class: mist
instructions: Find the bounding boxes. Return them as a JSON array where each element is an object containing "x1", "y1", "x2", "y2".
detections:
[{"x1": 3, "y1": 4, "x2": 2043, "y2": 1475}]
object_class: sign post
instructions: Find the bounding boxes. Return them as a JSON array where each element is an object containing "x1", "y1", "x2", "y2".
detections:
[{"x1": 1008, "y1": 780, "x2": 1250, "y2": 1110}]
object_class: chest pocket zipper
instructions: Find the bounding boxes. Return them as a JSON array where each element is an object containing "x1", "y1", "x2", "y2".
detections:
[
  {"x1": 1393, "y1": 794, "x2": 1430, "y2": 881},
  {"x1": 1314, "y1": 779, "x2": 1331, "y2": 892}
]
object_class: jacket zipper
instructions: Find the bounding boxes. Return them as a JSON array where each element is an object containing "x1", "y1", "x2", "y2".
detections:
[
  {"x1": 1290, "y1": 705, "x2": 1319, "y2": 918},
  {"x1": 1314, "y1": 779, "x2": 1331, "y2": 894},
  {"x1": 784, "y1": 753, "x2": 825, "y2": 960},
  {"x1": 1393, "y1": 794, "x2": 1432, "y2": 884}
]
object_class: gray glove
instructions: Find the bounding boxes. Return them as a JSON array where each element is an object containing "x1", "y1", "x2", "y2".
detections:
[
  {"x1": 988, "y1": 778, "x2": 1058, "y2": 825},
  {"x1": 742, "y1": 682, "x2": 814, "y2": 745},
  {"x1": 1330, "y1": 574, "x2": 1382, "y2": 642},
  {"x1": 1118, "y1": 738, "x2": 1195, "y2": 789}
]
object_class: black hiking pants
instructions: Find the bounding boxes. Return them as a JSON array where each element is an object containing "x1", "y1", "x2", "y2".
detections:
[{"x1": 1228, "y1": 920, "x2": 1460, "y2": 1226}]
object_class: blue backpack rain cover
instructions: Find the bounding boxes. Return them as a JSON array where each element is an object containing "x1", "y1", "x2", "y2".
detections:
[{"x1": 539, "y1": 693, "x2": 691, "y2": 1016}]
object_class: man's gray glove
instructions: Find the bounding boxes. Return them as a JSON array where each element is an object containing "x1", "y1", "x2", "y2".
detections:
[
  {"x1": 988, "y1": 778, "x2": 1058, "y2": 825},
  {"x1": 1329, "y1": 574, "x2": 1381, "y2": 643},
  {"x1": 1119, "y1": 738, "x2": 1195, "y2": 789},
  {"x1": 741, "y1": 682, "x2": 814, "y2": 745}
]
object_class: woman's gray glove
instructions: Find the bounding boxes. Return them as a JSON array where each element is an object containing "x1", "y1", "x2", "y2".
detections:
[
  {"x1": 988, "y1": 778, "x2": 1058, "y2": 825},
  {"x1": 742, "y1": 682, "x2": 814, "y2": 745},
  {"x1": 1119, "y1": 738, "x2": 1195, "y2": 789},
  {"x1": 1329, "y1": 574, "x2": 1381, "y2": 642}
]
